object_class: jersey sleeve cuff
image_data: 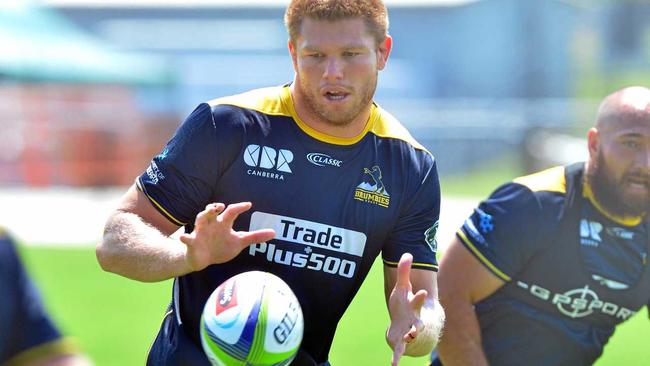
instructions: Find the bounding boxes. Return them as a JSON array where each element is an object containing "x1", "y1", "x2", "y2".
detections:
[
  {"x1": 456, "y1": 229, "x2": 511, "y2": 282},
  {"x1": 382, "y1": 259, "x2": 439, "y2": 272},
  {"x1": 136, "y1": 178, "x2": 187, "y2": 226},
  {"x1": 5, "y1": 337, "x2": 79, "y2": 366}
]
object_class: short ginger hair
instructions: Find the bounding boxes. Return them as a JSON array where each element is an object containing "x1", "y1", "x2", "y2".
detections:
[{"x1": 284, "y1": 0, "x2": 389, "y2": 45}]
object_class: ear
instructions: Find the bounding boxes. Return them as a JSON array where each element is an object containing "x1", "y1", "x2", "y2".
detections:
[
  {"x1": 587, "y1": 127, "x2": 600, "y2": 160},
  {"x1": 288, "y1": 39, "x2": 298, "y2": 71},
  {"x1": 377, "y1": 35, "x2": 393, "y2": 71}
]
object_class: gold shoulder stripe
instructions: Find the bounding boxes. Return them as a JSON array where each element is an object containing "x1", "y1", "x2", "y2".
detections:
[
  {"x1": 136, "y1": 178, "x2": 187, "y2": 226},
  {"x1": 513, "y1": 166, "x2": 566, "y2": 193},
  {"x1": 5, "y1": 338, "x2": 78, "y2": 366},
  {"x1": 457, "y1": 230, "x2": 511, "y2": 282},
  {"x1": 207, "y1": 86, "x2": 290, "y2": 116},
  {"x1": 370, "y1": 105, "x2": 430, "y2": 154}
]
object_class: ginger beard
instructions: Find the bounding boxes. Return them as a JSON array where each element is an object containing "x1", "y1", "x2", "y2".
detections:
[
  {"x1": 297, "y1": 69, "x2": 378, "y2": 127},
  {"x1": 588, "y1": 150, "x2": 649, "y2": 218}
]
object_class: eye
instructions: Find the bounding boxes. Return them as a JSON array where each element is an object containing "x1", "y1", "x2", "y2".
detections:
[
  {"x1": 343, "y1": 51, "x2": 361, "y2": 57},
  {"x1": 622, "y1": 140, "x2": 639, "y2": 149}
]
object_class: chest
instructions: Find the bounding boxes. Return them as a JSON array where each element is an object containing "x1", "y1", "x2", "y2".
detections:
[{"x1": 510, "y1": 201, "x2": 649, "y2": 325}]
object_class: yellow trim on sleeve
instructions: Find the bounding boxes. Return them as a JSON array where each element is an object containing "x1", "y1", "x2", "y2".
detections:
[
  {"x1": 583, "y1": 180, "x2": 644, "y2": 226},
  {"x1": 136, "y1": 178, "x2": 187, "y2": 226},
  {"x1": 457, "y1": 230, "x2": 511, "y2": 282},
  {"x1": 382, "y1": 259, "x2": 439, "y2": 270},
  {"x1": 5, "y1": 338, "x2": 78, "y2": 366},
  {"x1": 513, "y1": 166, "x2": 566, "y2": 193}
]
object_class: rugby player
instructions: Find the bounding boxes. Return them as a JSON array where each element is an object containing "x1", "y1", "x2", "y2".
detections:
[
  {"x1": 433, "y1": 86, "x2": 649, "y2": 366},
  {"x1": 97, "y1": 1, "x2": 445, "y2": 365},
  {"x1": 0, "y1": 227, "x2": 92, "y2": 366}
]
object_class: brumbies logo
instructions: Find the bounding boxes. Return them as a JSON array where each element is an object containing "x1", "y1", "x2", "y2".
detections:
[{"x1": 354, "y1": 165, "x2": 390, "y2": 208}]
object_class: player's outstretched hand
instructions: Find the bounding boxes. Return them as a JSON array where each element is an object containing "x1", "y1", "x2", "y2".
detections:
[
  {"x1": 386, "y1": 253, "x2": 428, "y2": 366},
  {"x1": 179, "y1": 202, "x2": 275, "y2": 272}
]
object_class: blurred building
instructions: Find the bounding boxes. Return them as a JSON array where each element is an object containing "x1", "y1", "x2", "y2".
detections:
[
  {"x1": 27, "y1": 0, "x2": 650, "y2": 176},
  {"x1": 0, "y1": 2, "x2": 177, "y2": 186}
]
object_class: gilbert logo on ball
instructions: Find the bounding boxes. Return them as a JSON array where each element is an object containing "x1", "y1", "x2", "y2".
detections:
[{"x1": 201, "y1": 271, "x2": 304, "y2": 366}]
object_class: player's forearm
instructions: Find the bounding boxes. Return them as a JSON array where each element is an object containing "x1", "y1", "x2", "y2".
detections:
[
  {"x1": 437, "y1": 300, "x2": 489, "y2": 366},
  {"x1": 403, "y1": 298, "x2": 445, "y2": 357},
  {"x1": 97, "y1": 211, "x2": 190, "y2": 282}
]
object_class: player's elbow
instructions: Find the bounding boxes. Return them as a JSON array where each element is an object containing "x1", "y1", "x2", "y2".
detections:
[{"x1": 96, "y1": 213, "x2": 126, "y2": 273}]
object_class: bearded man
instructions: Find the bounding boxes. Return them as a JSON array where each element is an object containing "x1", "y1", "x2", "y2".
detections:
[{"x1": 434, "y1": 86, "x2": 649, "y2": 366}]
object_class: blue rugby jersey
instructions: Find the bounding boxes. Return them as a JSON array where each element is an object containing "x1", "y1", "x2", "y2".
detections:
[
  {"x1": 0, "y1": 228, "x2": 77, "y2": 364},
  {"x1": 138, "y1": 85, "x2": 440, "y2": 364},
  {"x1": 457, "y1": 164, "x2": 649, "y2": 365}
]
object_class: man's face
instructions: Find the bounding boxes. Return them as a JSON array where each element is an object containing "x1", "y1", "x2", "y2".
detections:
[
  {"x1": 588, "y1": 117, "x2": 650, "y2": 217},
  {"x1": 289, "y1": 17, "x2": 390, "y2": 127}
]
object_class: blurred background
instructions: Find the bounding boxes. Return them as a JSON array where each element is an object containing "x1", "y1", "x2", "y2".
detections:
[{"x1": 1, "y1": 0, "x2": 649, "y2": 365}]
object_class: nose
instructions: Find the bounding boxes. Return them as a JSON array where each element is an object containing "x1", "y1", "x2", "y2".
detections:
[{"x1": 323, "y1": 57, "x2": 343, "y2": 81}]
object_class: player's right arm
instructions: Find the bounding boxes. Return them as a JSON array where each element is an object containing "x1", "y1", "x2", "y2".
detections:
[
  {"x1": 436, "y1": 235, "x2": 505, "y2": 366},
  {"x1": 97, "y1": 186, "x2": 275, "y2": 283}
]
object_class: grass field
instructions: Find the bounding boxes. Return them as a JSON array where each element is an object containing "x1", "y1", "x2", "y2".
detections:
[
  {"x1": 18, "y1": 245, "x2": 650, "y2": 366},
  {"x1": 15, "y1": 157, "x2": 650, "y2": 365}
]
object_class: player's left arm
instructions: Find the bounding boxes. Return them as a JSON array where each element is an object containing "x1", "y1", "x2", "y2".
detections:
[{"x1": 384, "y1": 253, "x2": 444, "y2": 366}]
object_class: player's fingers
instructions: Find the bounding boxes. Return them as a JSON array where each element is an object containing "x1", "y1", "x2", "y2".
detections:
[
  {"x1": 196, "y1": 203, "x2": 225, "y2": 226},
  {"x1": 219, "y1": 202, "x2": 253, "y2": 226},
  {"x1": 179, "y1": 233, "x2": 193, "y2": 246},
  {"x1": 411, "y1": 289, "x2": 428, "y2": 310},
  {"x1": 391, "y1": 340, "x2": 406, "y2": 366},
  {"x1": 402, "y1": 325, "x2": 418, "y2": 343},
  {"x1": 236, "y1": 229, "x2": 276, "y2": 248},
  {"x1": 395, "y1": 253, "x2": 414, "y2": 289}
]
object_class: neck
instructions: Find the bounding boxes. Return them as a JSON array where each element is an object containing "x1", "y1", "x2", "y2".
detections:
[{"x1": 289, "y1": 82, "x2": 372, "y2": 139}]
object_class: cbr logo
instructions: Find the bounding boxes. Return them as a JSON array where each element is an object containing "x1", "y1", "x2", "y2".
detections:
[{"x1": 244, "y1": 145, "x2": 293, "y2": 173}]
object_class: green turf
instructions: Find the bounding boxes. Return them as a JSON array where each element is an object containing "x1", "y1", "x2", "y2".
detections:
[
  {"x1": 440, "y1": 154, "x2": 525, "y2": 199},
  {"x1": 19, "y1": 246, "x2": 171, "y2": 366},
  {"x1": 18, "y1": 246, "x2": 650, "y2": 365}
]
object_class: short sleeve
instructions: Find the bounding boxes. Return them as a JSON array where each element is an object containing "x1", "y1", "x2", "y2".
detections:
[
  {"x1": 137, "y1": 103, "x2": 229, "y2": 226},
  {"x1": 382, "y1": 154, "x2": 440, "y2": 271},
  {"x1": 457, "y1": 182, "x2": 543, "y2": 282},
  {"x1": 0, "y1": 232, "x2": 72, "y2": 364}
]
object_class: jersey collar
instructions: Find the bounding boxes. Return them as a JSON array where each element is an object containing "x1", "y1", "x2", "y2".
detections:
[{"x1": 280, "y1": 85, "x2": 379, "y2": 145}]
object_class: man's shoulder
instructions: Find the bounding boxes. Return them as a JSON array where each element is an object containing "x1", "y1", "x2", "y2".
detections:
[
  {"x1": 512, "y1": 166, "x2": 567, "y2": 195},
  {"x1": 370, "y1": 104, "x2": 431, "y2": 156},
  {"x1": 207, "y1": 85, "x2": 291, "y2": 118}
]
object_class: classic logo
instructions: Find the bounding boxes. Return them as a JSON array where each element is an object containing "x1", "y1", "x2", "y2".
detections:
[
  {"x1": 580, "y1": 219, "x2": 602, "y2": 247},
  {"x1": 354, "y1": 165, "x2": 390, "y2": 208},
  {"x1": 306, "y1": 152, "x2": 342, "y2": 168},
  {"x1": 516, "y1": 281, "x2": 634, "y2": 320},
  {"x1": 244, "y1": 144, "x2": 293, "y2": 180},
  {"x1": 606, "y1": 227, "x2": 635, "y2": 240},
  {"x1": 424, "y1": 221, "x2": 439, "y2": 252}
]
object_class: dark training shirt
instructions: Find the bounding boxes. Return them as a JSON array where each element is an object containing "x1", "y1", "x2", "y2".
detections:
[{"x1": 138, "y1": 85, "x2": 441, "y2": 364}]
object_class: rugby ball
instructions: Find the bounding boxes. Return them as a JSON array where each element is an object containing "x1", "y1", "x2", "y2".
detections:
[{"x1": 200, "y1": 271, "x2": 304, "y2": 366}]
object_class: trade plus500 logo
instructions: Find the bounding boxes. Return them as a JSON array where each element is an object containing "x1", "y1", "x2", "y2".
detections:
[{"x1": 244, "y1": 145, "x2": 293, "y2": 181}]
